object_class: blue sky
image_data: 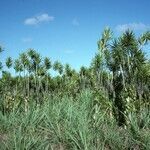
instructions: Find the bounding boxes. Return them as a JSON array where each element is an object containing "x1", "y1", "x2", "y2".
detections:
[{"x1": 0, "y1": 0, "x2": 150, "y2": 71}]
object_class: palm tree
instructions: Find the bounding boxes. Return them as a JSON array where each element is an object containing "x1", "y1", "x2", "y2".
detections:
[
  {"x1": 53, "y1": 61, "x2": 63, "y2": 75},
  {"x1": 100, "y1": 29, "x2": 150, "y2": 126},
  {"x1": 27, "y1": 49, "x2": 37, "y2": 60},
  {"x1": 139, "y1": 31, "x2": 150, "y2": 45},
  {"x1": 19, "y1": 52, "x2": 30, "y2": 96},
  {"x1": 14, "y1": 59, "x2": 23, "y2": 93},
  {"x1": 5, "y1": 57, "x2": 13, "y2": 94},
  {"x1": 27, "y1": 49, "x2": 38, "y2": 76},
  {"x1": 14, "y1": 59, "x2": 23, "y2": 75},
  {"x1": 91, "y1": 53, "x2": 103, "y2": 87},
  {"x1": 44, "y1": 57, "x2": 52, "y2": 93},
  {"x1": 64, "y1": 63, "x2": 72, "y2": 77},
  {"x1": 53, "y1": 61, "x2": 64, "y2": 92},
  {"x1": 28, "y1": 49, "x2": 42, "y2": 103},
  {"x1": 5, "y1": 57, "x2": 13, "y2": 69},
  {"x1": 79, "y1": 66, "x2": 87, "y2": 90},
  {"x1": 44, "y1": 57, "x2": 51, "y2": 70},
  {"x1": 37, "y1": 64, "x2": 47, "y2": 99},
  {"x1": 19, "y1": 53, "x2": 29, "y2": 75}
]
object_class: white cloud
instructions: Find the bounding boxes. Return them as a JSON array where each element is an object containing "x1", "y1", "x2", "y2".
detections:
[
  {"x1": 22, "y1": 37, "x2": 32, "y2": 43},
  {"x1": 24, "y1": 18, "x2": 38, "y2": 25},
  {"x1": 37, "y1": 14, "x2": 54, "y2": 22},
  {"x1": 116, "y1": 23, "x2": 150, "y2": 32},
  {"x1": 24, "y1": 13, "x2": 54, "y2": 25},
  {"x1": 72, "y1": 18, "x2": 79, "y2": 26}
]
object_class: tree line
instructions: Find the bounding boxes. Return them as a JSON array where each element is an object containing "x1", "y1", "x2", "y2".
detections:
[{"x1": 0, "y1": 29, "x2": 150, "y2": 126}]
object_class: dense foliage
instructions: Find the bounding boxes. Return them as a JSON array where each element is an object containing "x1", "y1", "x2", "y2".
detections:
[{"x1": 0, "y1": 29, "x2": 150, "y2": 149}]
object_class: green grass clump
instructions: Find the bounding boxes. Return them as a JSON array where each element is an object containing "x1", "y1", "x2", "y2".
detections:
[{"x1": 0, "y1": 91, "x2": 150, "y2": 150}]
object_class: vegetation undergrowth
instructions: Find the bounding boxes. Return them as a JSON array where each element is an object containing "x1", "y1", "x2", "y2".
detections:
[
  {"x1": 0, "y1": 91, "x2": 149, "y2": 150},
  {"x1": 0, "y1": 29, "x2": 150, "y2": 149}
]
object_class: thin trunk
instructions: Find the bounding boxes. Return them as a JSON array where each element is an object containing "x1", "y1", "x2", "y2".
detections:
[{"x1": 27, "y1": 70, "x2": 30, "y2": 98}]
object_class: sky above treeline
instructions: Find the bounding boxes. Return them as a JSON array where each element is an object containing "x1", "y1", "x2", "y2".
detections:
[{"x1": 0, "y1": 0, "x2": 150, "y2": 70}]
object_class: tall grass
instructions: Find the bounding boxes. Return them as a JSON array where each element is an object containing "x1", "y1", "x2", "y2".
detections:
[{"x1": 0, "y1": 90, "x2": 150, "y2": 150}]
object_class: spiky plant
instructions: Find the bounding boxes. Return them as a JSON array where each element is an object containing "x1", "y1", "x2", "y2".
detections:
[
  {"x1": 53, "y1": 61, "x2": 63, "y2": 75},
  {"x1": 5, "y1": 57, "x2": 13, "y2": 69},
  {"x1": 44, "y1": 57, "x2": 52, "y2": 93}
]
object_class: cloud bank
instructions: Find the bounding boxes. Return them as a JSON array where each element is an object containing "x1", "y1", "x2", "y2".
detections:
[
  {"x1": 116, "y1": 23, "x2": 150, "y2": 32},
  {"x1": 24, "y1": 13, "x2": 54, "y2": 25}
]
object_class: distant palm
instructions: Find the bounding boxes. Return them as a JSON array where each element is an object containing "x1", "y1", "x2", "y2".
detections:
[
  {"x1": 6, "y1": 57, "x2": 13, "y2": 69},
  {"x1": 53, "y1": 61, "x2": 63, "y2": 75}
]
